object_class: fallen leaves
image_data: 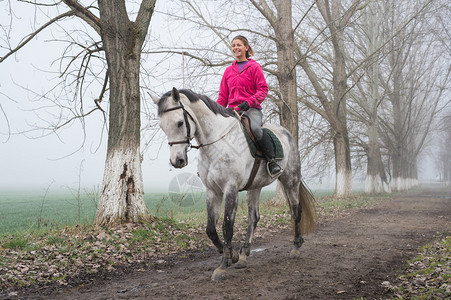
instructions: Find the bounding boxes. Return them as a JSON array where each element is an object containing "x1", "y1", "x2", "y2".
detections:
[
  {"x1": 0, "y1": 219, "x2": 209, "y2": 292},
  {"x1": 0, "y1": 206, "x2": 297, "y2": 293},
  {"x1": 387, "y1": 235, "x2": 451, "y2": 299}
]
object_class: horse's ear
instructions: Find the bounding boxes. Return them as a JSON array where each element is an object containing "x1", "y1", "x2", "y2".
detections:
[
  {"x1": 171, "y1": 87, "x2": 180, "y2": 102},
  {"x1": 150, "y1": 93, "x2": 160, "y2": 105}
]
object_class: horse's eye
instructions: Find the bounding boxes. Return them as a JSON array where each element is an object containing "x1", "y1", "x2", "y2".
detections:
[{"x1": 177, "y1": 121, "x2": 184, "y2": 128}]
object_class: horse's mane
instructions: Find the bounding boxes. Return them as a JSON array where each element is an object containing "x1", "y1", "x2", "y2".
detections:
[{"x1": 158, "y1": 89, "x2": 237, "y2": 118}]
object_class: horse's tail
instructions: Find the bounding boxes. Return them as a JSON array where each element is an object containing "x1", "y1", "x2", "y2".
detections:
[{"x1": 299, "y1": 179, "x2": 317, "y2": 235}]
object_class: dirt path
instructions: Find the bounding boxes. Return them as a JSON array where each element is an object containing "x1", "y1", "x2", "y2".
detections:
[{"x1": 33, "y1": 188, "x2": 451, "y2": 299}]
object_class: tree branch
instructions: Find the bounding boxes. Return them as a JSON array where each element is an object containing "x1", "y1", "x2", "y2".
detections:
[
  {"x1": 135, "y1": 0, "x2": 157, "y2": 47},
  {"x1": 62, "y1": 0, "x2": 101, "y2": 34},
  {"x1": 143, "y1": 49, "x2": 232, "y2": 67},
  {"x1": 249, "y1": 0, "x2": 277, "y2": 29},
  {"x1": 293, "y1": 0, "x2": 318, "y2": 34},
  {"x1": 0, "y1": 11, "x2": 74, "y2": 63}
]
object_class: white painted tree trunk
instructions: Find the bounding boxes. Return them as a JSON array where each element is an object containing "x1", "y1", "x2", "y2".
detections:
[
  {"x1": 335, "y1": 167, "x2": 352, "y2": 198},
  {"x1": 391, "y1": 177, "x2": 417, "y2": 192},
  {"x1": 96, "y1": 147, "x2": 148, "y2": 225},
  {"x1": 365, "y1": 175, "x2": 383, "y2": 194}
]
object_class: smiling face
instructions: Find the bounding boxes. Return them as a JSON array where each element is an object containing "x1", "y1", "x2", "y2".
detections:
[{"x1": 231, "y1": 38, "x2": 249, "y2": 62}]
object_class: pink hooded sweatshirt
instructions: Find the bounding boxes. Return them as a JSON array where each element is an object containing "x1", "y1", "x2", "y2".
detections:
[{"x1": 217, "y1": 59, "x2": 268, "y2": 110}]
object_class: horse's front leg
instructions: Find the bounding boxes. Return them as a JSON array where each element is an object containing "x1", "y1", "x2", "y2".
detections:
[
  {"x1": 235, "y1": 188, "x2": 261, "y2": 269},
  {"x1": 211, "y1": 187, "x2": 239, "y2": 281},
  {"x1": 206, "y1": 189, "x2": 224, "y2": 253}
]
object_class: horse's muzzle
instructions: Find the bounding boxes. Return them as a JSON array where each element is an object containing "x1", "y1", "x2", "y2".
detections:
[{"x1": 171, "y1": 156, "x2": 188, "y2": 168}]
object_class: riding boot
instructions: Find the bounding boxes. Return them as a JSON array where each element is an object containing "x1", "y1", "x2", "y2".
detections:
[{"x1": 256, "y1": 131, "x2": 283, "y2": 177}]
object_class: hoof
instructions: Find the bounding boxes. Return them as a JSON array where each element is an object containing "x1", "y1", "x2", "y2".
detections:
[
  {"x1": 234, "y1": 259, "x2": 247, "y2": 269},
  {"x1": 232, "y1": 249, "x2": 239, "y2": 264},
  {"x1": 211, "y1": 267, "x2": 226, "y2": 281},
  {"x1": 289, "y1": 248, "x2": 301, "y2": 258}
]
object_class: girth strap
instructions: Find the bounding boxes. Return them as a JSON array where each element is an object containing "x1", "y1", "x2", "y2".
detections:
[{"x1": 240, "y1": 157, "x2": 262, "y2": 192}]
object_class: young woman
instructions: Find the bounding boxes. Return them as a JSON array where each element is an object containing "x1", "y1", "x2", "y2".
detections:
[{"x1": 217, "y1": 35, "x2": 282, "y2": 177}]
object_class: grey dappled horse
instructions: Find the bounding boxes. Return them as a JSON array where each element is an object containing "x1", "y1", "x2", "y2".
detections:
[{"x1": 154, "y1": 88, "x2": 316, "y2": 281}]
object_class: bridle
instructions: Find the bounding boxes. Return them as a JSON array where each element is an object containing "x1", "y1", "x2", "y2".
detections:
[
  {"x1": 162, "y1": 101, "x2": 240, "y2": 151},
  {"x1": 162, "y1": 100, "x2": 199, "y2": 150}
]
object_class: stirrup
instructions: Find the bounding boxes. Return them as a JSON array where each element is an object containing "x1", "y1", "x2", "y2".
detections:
[{"x1": 267, "y1": 160, "x2": 283, "y2": 178}]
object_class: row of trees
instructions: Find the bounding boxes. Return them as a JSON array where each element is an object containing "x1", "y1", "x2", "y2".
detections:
[
  {"x1": 1, "y1": 0, "x2": 450, "y2": 225},
  {"x1": 163, "y1": 0, "x2": 451, "y2": 196}
]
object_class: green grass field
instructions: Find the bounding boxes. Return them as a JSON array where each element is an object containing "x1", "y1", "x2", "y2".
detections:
[
  {"x1": 0, "y1": 190, "x2": 98, "y2": 235},
  {"x1": 0, "y1": 188, "x2": 334, "y2": 236}
]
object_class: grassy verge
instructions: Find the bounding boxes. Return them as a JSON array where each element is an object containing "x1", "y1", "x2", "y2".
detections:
[{"x1": 389, "y1": 234, "x2": 451, "y2": 299}]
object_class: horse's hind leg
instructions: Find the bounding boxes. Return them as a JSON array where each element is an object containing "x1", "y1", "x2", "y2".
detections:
[
  {"x1": 235, "y1": 188, "x2": 261, "y2": 269},
  {"x1": 279, "y1": 176, "x2": 304, "y2": 258},
  {"x1": 206, "y1": 189, "x2": 224, "y2": 253}
]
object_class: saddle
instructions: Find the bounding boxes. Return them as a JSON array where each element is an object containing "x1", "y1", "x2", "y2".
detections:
[
  {"x1": 241, "y1": 116, "x2": 284, "y2": 159},
  {"x1": 239, "y1": 115, "x2": 284, "y2": 191}
]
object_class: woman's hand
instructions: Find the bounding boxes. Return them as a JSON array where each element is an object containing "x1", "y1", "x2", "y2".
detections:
[{"x1": 236, "y1": 101, "x2": 250, "y2": 111}]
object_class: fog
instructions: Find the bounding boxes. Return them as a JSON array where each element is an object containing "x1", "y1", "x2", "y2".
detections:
[
  {"x1": 0, "y1": 1, "x2": 446, "y2": 196},
  {"x1": 0, "y1": 130, "x2": 201, "y2": 193}
]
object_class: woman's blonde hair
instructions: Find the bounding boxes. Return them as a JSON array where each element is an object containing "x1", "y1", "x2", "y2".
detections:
[{"x1": 232, "y1": 35, "x2": 254, "y2": 58}]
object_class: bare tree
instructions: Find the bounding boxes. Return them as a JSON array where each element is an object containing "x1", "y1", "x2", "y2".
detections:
[
  {"x1": 433, "y1": 3, "x2": 451, "y2": 185},
  {"x1": 331, "y1": 0, "x2": 451, "y2": 194},
  {"x1": 1, "y1": 0, "x2": 157, "y2": 225},
  {"x1": 346, "y1": 0, "x2": 396, "y2": 194},
  {"x1": 358, "y1": 1, "x2": 391, "y2": 193},
  {"x1": 292, "y1": 0, "x2": 364, "y2": 197},
  {"x1": 376, "y1": 0, "x2": 451, "y2": 191}
]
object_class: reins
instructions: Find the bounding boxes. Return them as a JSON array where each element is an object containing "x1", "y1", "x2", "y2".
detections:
[{"x1": 162, "y1": 101, "x2": 240, "y2": 151}]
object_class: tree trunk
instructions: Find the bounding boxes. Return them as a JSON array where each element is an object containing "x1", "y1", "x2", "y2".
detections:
[
  {"x1": 333, "y1": 131, "x2": 352, "y2": 197},
  {"x1": 390, "y1": 52, "x2": 405, "y2": 192},
  {"x1": 364, "y1": 2, "x2": 390, "y2": 194},
  {"x1": 255, "y1": 0, "x2": 298, "y2": 205},
  {"x1": 315, "y1": 0, "x2": 359, "y2": 198},
  {"x1": 274, "y1": 0, "x2": 298, "y2": 146},
  {"x1": 331, "y1": 27, "x2": 352, "y2": 197},
  {"x1": 95, "y1": 0, "x2": 154, "y2": 225},
  {"x1": 366, "y1": 124, "x2": 383, "y2": 193}
]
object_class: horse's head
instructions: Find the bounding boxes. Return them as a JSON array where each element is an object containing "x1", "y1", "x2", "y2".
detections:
[{"x1": 153, "y1": 87, "x2": 197, "y2": 168}]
